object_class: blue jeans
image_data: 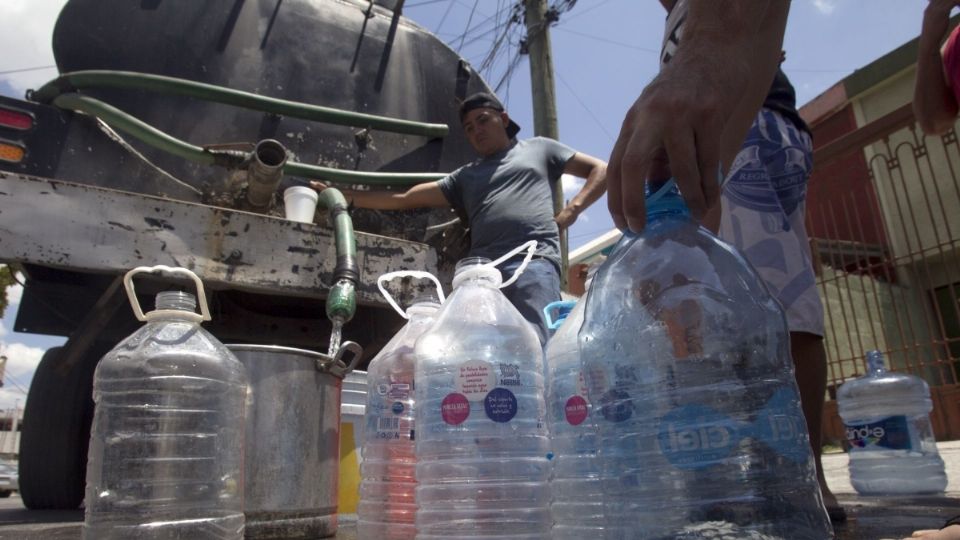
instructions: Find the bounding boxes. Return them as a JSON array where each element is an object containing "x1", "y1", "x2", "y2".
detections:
[{"x1": 499, "y1": 258, "x2": 562, "y2": 346}]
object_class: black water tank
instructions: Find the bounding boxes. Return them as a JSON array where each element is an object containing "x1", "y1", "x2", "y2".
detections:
[{"x1": 50, "y1": 0, "x2": 488, "y2": 252}]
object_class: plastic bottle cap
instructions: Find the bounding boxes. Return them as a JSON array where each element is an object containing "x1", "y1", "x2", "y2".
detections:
[
  {"x1": 145, "y1": 291, "x2": 204, "y2": 322},
  {"x1": 452, "y1": 265, "x2": 502, "y2": 289},
  {"x1": 405, "y1": 301, "x2": 441, "y2": 318},
  {"x1": 646, "y1": 179, "x2": 691, "y2": 221}
]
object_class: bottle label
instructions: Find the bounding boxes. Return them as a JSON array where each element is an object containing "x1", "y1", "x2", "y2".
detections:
[
  {"x1": 752, "y1": 388, "x2": 811, "y2": 464},
  {"x1": 371, "y1": 377, "x2": 415, "y2": 440},
  {"x1": 498, "y1": 362, "x2": 522, "y2": 387},
  {"x1": 657, "y1": 388, "x2": 809, "y2": 470},
  {"x1": 657, "y1": 404, "x2": 741, "y2": 469},
  {"x1": 564, "y1": 395, "x2": 589, "y2": 426},
  {"x1": 457, "y1": 360, "x2": 496, "y2": 401},
  {"x1": 374, "y1": 415, "x2": 415, "y2": 440},
  {"x1": 441, "y1": 393, "x2": 470, "y2": 425},
  {"x1": 844, "y1": 415, "x2": 912, "y2": 451},
  {"x1": 484, "y1": 388, "x2": 518, "y2": 423},
  {"x1": 377, "y1": 382, "x2": 411, "y2": 400}
]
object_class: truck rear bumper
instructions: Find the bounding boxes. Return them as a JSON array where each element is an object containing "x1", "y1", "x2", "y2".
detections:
[{"x1": 0, "y1": 171, "x2": 437, "y2": 305}]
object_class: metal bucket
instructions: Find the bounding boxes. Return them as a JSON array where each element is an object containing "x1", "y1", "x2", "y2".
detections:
[{"x1": 228, "y1": 343, "x2": 361, "y2": 539}]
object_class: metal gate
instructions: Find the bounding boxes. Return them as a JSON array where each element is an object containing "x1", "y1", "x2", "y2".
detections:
[{"x1": 808, "y1": 104, "x2": 960, "y2": 440}]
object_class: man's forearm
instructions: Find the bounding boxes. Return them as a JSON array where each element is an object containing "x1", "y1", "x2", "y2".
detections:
[
  {"x1": 679, "y1": 1, "x2": 789, "y2": 171},
  {"x1": 567, "y1": 165, "x2": 607, "y2": 215},
  {"x1": 915, "y1": 47, "x2": 957, "y2": 135},
  {"x1": 341, "y1": 189, "x2": 405, "y2": 210}
]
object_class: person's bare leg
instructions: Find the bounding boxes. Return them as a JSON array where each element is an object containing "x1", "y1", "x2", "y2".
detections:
[{"x1": 790, "y1": 331, "x2": 842, "y2": 518}]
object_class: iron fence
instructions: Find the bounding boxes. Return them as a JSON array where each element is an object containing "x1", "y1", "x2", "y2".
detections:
[{"x1": 809, "y1": 104, "x2": 960, "y2": 392}]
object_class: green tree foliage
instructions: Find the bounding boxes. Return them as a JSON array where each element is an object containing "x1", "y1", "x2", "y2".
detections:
[{"x1": 0, "y1": 265, "x2": 16, "y2": 319}]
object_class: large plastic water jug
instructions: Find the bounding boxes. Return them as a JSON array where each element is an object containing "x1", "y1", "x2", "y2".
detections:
[
  {"x1": 837, "y1": 350, "x2": 948, "y2": 495},
  {"x1": 414, "y1": 241, "x2": 551, "y2": 539},
  {"x1": 579, "y1": 181, "x2": 832, "y2": 539},
  {"x1": 83, "y1": 266, "x2": 247, "y2": 540},
  {"x1": 358, "y1": 271, "x2": 445, "y2": 540},
  {"x1": 544, "y1": 298, "x2": 612, "y2": 539}
]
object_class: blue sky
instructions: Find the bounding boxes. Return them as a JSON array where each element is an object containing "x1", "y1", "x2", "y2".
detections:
[{"x1": 0, "y1": 0, "x2": 938, "y2": 408}]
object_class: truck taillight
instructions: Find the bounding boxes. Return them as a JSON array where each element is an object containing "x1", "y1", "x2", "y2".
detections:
[
  {"x1": 0, "y1": 141, "x2": 25, "y2": 163},
  {"x1": 0, "y1": 108, "x2": 33, "y2": 130}
]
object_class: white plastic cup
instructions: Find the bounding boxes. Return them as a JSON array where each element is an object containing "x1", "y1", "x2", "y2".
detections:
[{"x1": 283, "y1": 186, "x2": 319, "y2": 223}]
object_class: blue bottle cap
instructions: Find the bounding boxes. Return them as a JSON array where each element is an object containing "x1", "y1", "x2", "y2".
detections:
[{"x1": 646, "y1": 179, "x2": 691, "y2": 222}]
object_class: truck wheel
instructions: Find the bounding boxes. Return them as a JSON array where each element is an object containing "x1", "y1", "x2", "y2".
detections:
[{"x1": 19, "y1": 346, "x2": 102, "y2": 510}]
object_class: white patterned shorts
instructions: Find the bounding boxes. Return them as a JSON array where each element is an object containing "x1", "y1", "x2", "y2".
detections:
[{"x1": 720, "y1": 108, "x2": 825, "y2": 336}]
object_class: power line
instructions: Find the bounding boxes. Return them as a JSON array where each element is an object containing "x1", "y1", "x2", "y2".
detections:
[
  {"x1": 561, "y1": 0, "x2": 614, "y2": 21},
  {"x1": 556, "y1": 72, "x2": 615, "y2": 141},
  {"x1": 555, "y1": 26, "x2": 659, "y2": 54},
  {"x1": 1, "y1": 373, "x2": 29, "y2": 396},
  {"x1": 495, "y1": 50, "x2": 523, "y2": 94},
  {"x1": 0, "y1": 65, "x2": 57, "y2": 76},
  {"x1": 434, "y1": 0, "x2": 456, "y2": 34},
  {"x1": 457, "y1": 0, "x2": 480, "y2": 52},
  {"x1": 460, "y1": 16, "x2": 509, "y2": 51},
  {"x1": 476, "y1": 3, "x2": 521, "y2": 75},
  {"x1": 446, "y1": 0, "x2": 506, "y2": 50}
]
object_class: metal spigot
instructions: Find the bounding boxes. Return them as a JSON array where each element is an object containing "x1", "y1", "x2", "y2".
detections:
[{"x1": 326, "y1": 278, "x2": 357, "y2": 324}]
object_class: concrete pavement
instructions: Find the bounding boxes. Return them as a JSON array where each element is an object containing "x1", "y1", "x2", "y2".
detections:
[{"x1": 0, "y1": 442, "x2": 957, "y2": 539}]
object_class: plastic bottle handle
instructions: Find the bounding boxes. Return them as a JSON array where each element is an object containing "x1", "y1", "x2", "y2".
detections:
[
  {"x1": 123, "y1": 265, "x2": 211, "y2": 322},
  {"x1": 489, "y1": 239, "x2": 538, "y2": 289},
  {"x1": 377, "y1": 270, "x2": 446, "y2": 319},
  {"x1": 543, "y1": 300, "x2": 576, "y2": 330}
]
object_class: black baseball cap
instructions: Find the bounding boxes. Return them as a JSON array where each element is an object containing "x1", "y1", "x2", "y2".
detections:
[{"x1": 459, "y1": 92, "x2": 521, "y2": 139}]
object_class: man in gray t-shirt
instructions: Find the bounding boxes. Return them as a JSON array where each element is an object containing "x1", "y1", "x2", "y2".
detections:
[
  {"x1": 311, "y1": 92, "x2": 607, "y2": 344},
  {"x1": 437, "y1": 136, "x2": 575, "y2": 272}
]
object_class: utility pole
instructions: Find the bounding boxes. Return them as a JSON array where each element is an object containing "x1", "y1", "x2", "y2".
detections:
[
  {"x1": 0, "y1": 343, "x2": 6, "y2": 388},
  {"x1": 523, "y1": 0, "x2": 567, "y2": 289}
]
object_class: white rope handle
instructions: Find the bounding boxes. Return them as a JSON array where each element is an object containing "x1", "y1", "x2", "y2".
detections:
[
  {"x1": 123, "y1": 265, "x2": 210, "y2": 322},
  {"x1": 377, "y1": 270, "x2": 445, "y2": 319},
  {"x1": 489, "y1": 240, "x2": 538, "y2": 289}
]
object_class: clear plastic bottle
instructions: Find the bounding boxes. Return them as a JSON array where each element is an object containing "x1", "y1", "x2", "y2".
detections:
[
  {"x1": 359, "y1": 270, "x2": 444, "y2": 540},
  {"x1": 837, "y1": 350, "x2": 948, "y2": 495},
  {"x1": 414, "y1": 252, "x2": 551, "y2": 540},
  {"x1": 84, "y1": 267, "x2": 247, "y2": 540},
  {"x1": 579, "y1": 181, "x2": 832, "y2": 539},
  {"x1": 544, "y1": 298, "x2": 613, "y2": 539}
]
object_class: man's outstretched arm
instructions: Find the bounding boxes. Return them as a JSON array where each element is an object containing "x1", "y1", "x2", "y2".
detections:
[{"x1": 309, "y1": 180, "x2": 450, "y2": 210}]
